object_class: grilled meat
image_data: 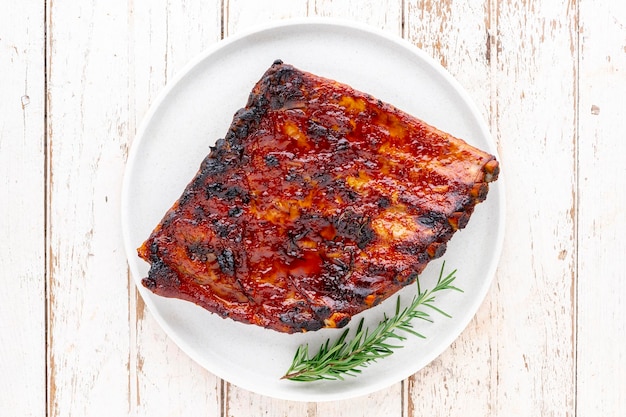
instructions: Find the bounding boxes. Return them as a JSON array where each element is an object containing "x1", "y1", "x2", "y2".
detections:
[{"x1": 138, "y1": 60, "x2": 499, "y2": 333}]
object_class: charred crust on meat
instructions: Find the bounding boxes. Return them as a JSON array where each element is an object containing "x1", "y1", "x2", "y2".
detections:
[
  {"x1": 212, "y1": 218, "x2": 235, "y2": 238},
  {"x1": 264, "y1": 154, "x2": 279, "y2": 167},
  {"x1": 335, "y1": 138, "x2": 350, "y2": 151},
  {"x1": 186, "y1": 242, "x2": 211, "y2": 263},
  {"x1": 417, "y1": 210, "x2": 447, "y2": 228},
  {"x1": 216, "y1": 248, "x2": 236, "y2": 276},
  {"x1": 199, "y1": 156, "x2": 227, "y2": 176},
  {"x1": 148, "y1": 241, "x2": 160, "y2": 263},
  {"x1": 205, "y1": 183, "x2": 251, "y2": 204},
  {"x1": 307, "y1": 120, "x2": 332, "y2": 144},
  {"x1": 332, "y1": 210, "x2": 375, "y2": 249},
  {"x1": 279, "y1": 308, "x2": 324, "y2": 332},
  {"x1": 227, "y1": 206, "x2": 243, "y2": 218},
  {"x1": 448, "y1": 210, "x2": 471, "y2": 230},
  {"x1": 142, "y1": 259, "x2": 180, "y2": 291},
  {"x1": 377, "y1": 196, "x2": 391, "y2": 209},
  {"x1": 426, "y1": 241, "x2": 447, "y2": 259},
  {"x1": 391, "y1": 269, "x2": 419, "y2": 287},
  {"x1": 137, "y1": 61, "x2": 499, "y2": 333},
  {"x1": 142, "y1": 277, "x2": 157, "y2": 290},
  {"x1": 311, "y1": 304, "x2": 331, "y2": 319},
  {"x1": 333, "y1": 315, "x2": 351, "y2": 329}
]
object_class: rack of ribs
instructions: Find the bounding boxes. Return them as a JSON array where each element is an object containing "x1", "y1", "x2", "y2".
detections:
[{"x1": 137, "y1": 60, "x2": 500, "y2": 333}]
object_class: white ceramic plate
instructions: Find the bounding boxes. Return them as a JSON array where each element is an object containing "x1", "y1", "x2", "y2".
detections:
[{"x1": 122, "y1": 19, "x2": 505, "y2": 402}]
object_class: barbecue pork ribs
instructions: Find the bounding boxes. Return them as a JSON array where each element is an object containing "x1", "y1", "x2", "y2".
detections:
[{"x1": 138, "y1": 60, "x2": 499, "y2": 333}]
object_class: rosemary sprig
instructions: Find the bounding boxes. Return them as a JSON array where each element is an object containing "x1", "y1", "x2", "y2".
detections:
[{"x1": 282, "y1": 262, "x2": 462, "y2": 382}]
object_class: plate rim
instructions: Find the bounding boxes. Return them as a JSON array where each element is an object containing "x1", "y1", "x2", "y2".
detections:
[{"x1": 121, "y1": 17, "x2": 506, "y2": 402}]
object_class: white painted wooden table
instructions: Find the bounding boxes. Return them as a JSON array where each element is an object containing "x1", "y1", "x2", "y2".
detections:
[{"x1": 2, "y1": 1, "x2": 625, "y2": 416}]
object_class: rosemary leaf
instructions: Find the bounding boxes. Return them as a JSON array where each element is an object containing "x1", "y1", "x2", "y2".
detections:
[{"x1": 282, "y1": 262, "x2": 462, "y2": 382}]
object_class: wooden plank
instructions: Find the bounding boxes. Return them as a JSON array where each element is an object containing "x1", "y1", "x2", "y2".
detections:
[
  {"x1": 577, "y1": 1, "x2": 626, "y2": 415},
  {"x1": 0, "y1": 3, "x2": 46, "y2": 417},
  {"x1": 309, "y1": 0, "x2": 402, "y2": 32},
  {"x1": 405, "y1": 0, "x2": 492, "y2": 110},
  {"x1": 406, "y1": 0, "x2": 578, "y2": 415},
  {"x1": 403, "y1": 1, "x2": 495, "y2": 415},
  {"x1": 226, "y1": 383, "x2": 404, "y2": 417},
  {"x1": 224, "y1": 0, "x2": 308, "y2": 37},
  {"x1": 224, "y1": 390, "x2": 313, "y2": 417},
  {"x1": 314, "y1": 384, "x2": 403, "y2": 417},
  {"x1": 129, "y1": 1, "x2": 224, "y2": 416},
  {"x1": 46, "y1": 1, "x2": 133, "y2": 415},
  {"x1": 487, "y1": 0, "x2": 578, "y2": 415}
]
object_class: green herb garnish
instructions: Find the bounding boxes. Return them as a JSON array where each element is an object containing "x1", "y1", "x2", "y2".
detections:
[{"x1": 282, "y1": 262, "x2": 462, "y2": 382}]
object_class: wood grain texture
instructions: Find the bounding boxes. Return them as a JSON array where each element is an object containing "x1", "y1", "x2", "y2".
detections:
[
  {"x1": 577, "y1": 0, "x2": 626, "y2": 414},
  {"x1": 314, "y1": 384, "x2": 403, "y2": 417},
  {"x1": 0, "y1": 3, "x2": 46, "y2": 417},
  {"x1": 491, "y1": 0, "x2": 578, "y2": 415},
  {"x1": 309, "y1": 0, "x2": 402, "y2": 32},
  {"x1": 224, "y1": 0, "x2": 308, "y2": 37},
  {"x1": 407, "y1": 0, "x2": 579, "y2": 415},
  {"x1": 46, "y1": 1, "x2": 132, "y2": 415},
  {"x1": 405, "y1": 0, "x2": 492, "y2": 99},
  {"x1": 128, "y1": 1, "x2": 223, "y2": 416}
]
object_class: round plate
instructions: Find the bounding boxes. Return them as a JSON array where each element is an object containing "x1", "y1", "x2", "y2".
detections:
[{"x1": 121, "y1": 19, "x2": 505, "y2": 402}]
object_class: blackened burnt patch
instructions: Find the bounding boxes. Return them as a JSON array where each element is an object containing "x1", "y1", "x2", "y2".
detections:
[
  {"x1": 417, "y1": 210, "x2": 447, "y2": 228},
  {"x1": 265, "y1": 154, "x2": 279, "y2": 167},
  {"x1": 261, "y1": 66, "x2": 306, "y2": 111},
  {"x1": 217, "y1": 248, "x2": 236, "y2": 276},
  {"x1": 307, "y1": 120, "x2": 333, "y2": 145},
  {"x1": 186, "y1": 241, "x2": 212, "y2": 262},
  {"x1": 377, "y1": 196, "x2": 391, "y2": 208},
  {"x1": 212, "y1": 218, "x2": 236, "y2": 238},
  {"x1": 228, "y1": 206, "x2": 243, "y2": 217},
  {"x1": 205, "y1": 182, "x2": 251, "y2": 204},
  {"x1": 333, "y1": 211, "x2": 375, "y2": 249},
  {"x1": 199, "y1": 156, "x2": 227, "y2": 176}
]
